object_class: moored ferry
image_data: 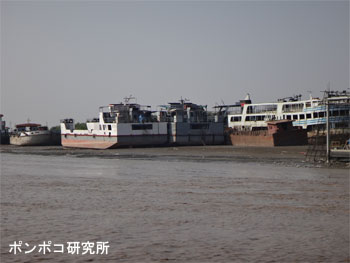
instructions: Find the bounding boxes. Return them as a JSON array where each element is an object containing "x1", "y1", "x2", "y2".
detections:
[
  {"x1": 226, "y1": 91, "x2": 350, "y2": 132},
  {"x1": 61, "y1": 98, "x2": 168, "y2": 149},
  {"x1": 159, "y1": 99, "x2": 224, "y2": 146}
]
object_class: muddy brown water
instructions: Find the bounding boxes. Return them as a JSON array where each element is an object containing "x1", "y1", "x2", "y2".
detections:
[{"x1": 0, "y1": 146, "x2": 349, "y2": 262}]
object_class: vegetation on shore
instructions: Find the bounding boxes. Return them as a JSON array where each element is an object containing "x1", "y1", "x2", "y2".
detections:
[
  {"x1": 50, "y1": 122, "x2": 87, "y2": 133},
  {"x1": 75, "y1": 123, "x2": 87, "y2": 130},
  {"x1": 50, "y1": 126, "x2": 60, "y2": 133}
]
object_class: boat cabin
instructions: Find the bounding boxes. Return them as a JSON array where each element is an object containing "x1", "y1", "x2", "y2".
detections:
[{"x1": 14, "y1": 123, "x2": 48, "y2": 133}]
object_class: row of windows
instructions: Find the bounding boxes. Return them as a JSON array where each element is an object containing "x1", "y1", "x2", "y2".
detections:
[
  {"x1": 245, "y1": 116, "x2": 266, "y2": 121},
  {"x1": 282, "y1": 103, "x2": 304, "y2": 113},
  {"x1": 230, "y1": 110, "x2": 349, "y2": 122},
  {"x1": 246, "y1": 105, "x2": 277, "y2": 114}
]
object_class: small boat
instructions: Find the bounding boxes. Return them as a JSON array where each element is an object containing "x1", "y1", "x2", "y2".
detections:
[
  {"x1": 10, "y1": 123, "x2": 52, "y2": 146},
  {"x1": 228, "y1": 119, "x2": 308, "y2": 147}
]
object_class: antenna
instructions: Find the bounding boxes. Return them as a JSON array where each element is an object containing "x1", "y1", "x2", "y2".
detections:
[
  {"x1": 307, "y1": 90, "x2": 312, "y2": 99},
  {"x1": 179, "y1": 96, "x2": 190, "y2": 104},
  {"x1": 123, "y1": 95, "x2": 136, "y2": 104}
]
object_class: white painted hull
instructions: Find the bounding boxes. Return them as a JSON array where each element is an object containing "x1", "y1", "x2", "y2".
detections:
[
  {"x1": 61, "y1": 134, "x2": 168, "y2": 149},
  {"x1": 61, "y1": 122, "x2": 169, "y2": 149}
]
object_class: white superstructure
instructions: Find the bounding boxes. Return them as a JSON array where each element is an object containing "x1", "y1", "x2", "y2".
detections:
[{"x1": 226, "y1": 92, "x2": 350, "y2": 131}]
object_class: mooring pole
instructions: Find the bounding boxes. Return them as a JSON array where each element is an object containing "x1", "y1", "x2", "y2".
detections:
[{"x1": 326, "y1": 98, "x2": 330, "y2": 164}]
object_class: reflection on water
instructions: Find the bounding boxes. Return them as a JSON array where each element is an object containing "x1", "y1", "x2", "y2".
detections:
[{"x1": 1, "y1": 153, "x2": 349, "y2": 262}]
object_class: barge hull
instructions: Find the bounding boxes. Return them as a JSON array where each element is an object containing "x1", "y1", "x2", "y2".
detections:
[
  {"x1": 229, "y1": 130, "x2": 308, "y2": 147},
  {"x1": 10, "y1": 134, "x2": 52, "y2": 146},
  {"x1": 61, "y1": 134, "x2": 168, "y2": 149},
  {"x1": 168, "y1": 123, "x2": 224, "y2": 146}
]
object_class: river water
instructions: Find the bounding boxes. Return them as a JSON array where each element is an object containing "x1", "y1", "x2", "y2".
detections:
[{"x1": 0, "y1": 152, "x2": 349, "y2": 262}]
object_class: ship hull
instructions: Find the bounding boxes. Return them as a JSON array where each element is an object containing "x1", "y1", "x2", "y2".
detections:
[
  {"x1": 61, "y1": 134, "x2": 168, "y2": 149},
  {"x1": 10, "y1": 134, "x2": 52, "y2": 146},
  {"x1": 168, "y1": 122, "x2": 224, "y2": 146},
  {"x1": 229, "y1": 130, "x2": 308, "y2": 147}
]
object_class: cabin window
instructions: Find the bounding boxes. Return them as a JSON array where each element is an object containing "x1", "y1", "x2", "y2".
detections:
[
  {"x1": 340, "y1": 110, "x2": 349, "y2": 116},
  {"x1": 293, "y1": 115, "x2": 298, "y2": 120},
  {"x1": 132, "y1": 124, "x2": 153, "y2": 130},
  {"x1": 319, "y1": 112, "x2": 325, "y2": 118},
  {"x1": 190, "y1": 124, "x2": 209, "y2": 129},
  {"x1": 99, "y1": 125, "x2": 101, "y2": 130},
  {"x1": 246, "y1": 116, "x2": 256, "y2": 121},
  {"x1": 108, "y1": 125, "x2": 111, "y2": 130},
  {"x1": 230, "y1": 116, "x2": 241, "y2": 122},
  {"x1": 299, "y1": 114, "x2": 305, "y2": 120},
  {"x1": 306, "y1": 102, "x2": 311, "y2": 108},
  {"x1": 286, "y1": 115, "x2": 291, "y2": 120},
  {"x1": 330, "y1": 111, "x2": 337, "y2": 117},
  {"x1": 313, "y1": 112, "x2": 319, "y2": 118},
  {"x1": 306, "y1": 113, "x2": 312, "y2": 119}
]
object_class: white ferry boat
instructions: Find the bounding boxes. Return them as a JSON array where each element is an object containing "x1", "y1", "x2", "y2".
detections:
[
  {"x1": 10, "y1": 123, "x2": 52, "y2": 146},
  {"x1": 226, "y1": 91, "x2": 350, "y2": 132},
  {"x1": 61, "y1": 98, "x2": 168, "y2": 149}
]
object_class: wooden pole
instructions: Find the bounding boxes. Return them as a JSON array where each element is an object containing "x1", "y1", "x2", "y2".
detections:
[{"x1": 326, "y1": 98, "x2": 330, "y2": 164}]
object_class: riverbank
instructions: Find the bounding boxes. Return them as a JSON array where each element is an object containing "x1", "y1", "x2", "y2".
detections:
[
  {"x1": 0, "y1": 144, "x2": 320, "y2": 166},
  {"x1": 2, "y1": 144, "x2": 348, "y2": 168}
]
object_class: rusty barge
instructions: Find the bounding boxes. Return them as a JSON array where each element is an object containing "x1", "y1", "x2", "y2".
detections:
[{"x1": 228, "y1": 120, "x2": 308, "y2": 147}]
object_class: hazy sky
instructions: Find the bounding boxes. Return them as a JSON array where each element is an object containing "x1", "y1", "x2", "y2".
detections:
[{"x1": 1, "y1": 0, "x2": 349, "y2": 127}]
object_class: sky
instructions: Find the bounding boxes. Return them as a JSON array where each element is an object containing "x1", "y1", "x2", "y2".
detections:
[{"x1": 1, "y1": 0, "x2": 349, "y2": 127}]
